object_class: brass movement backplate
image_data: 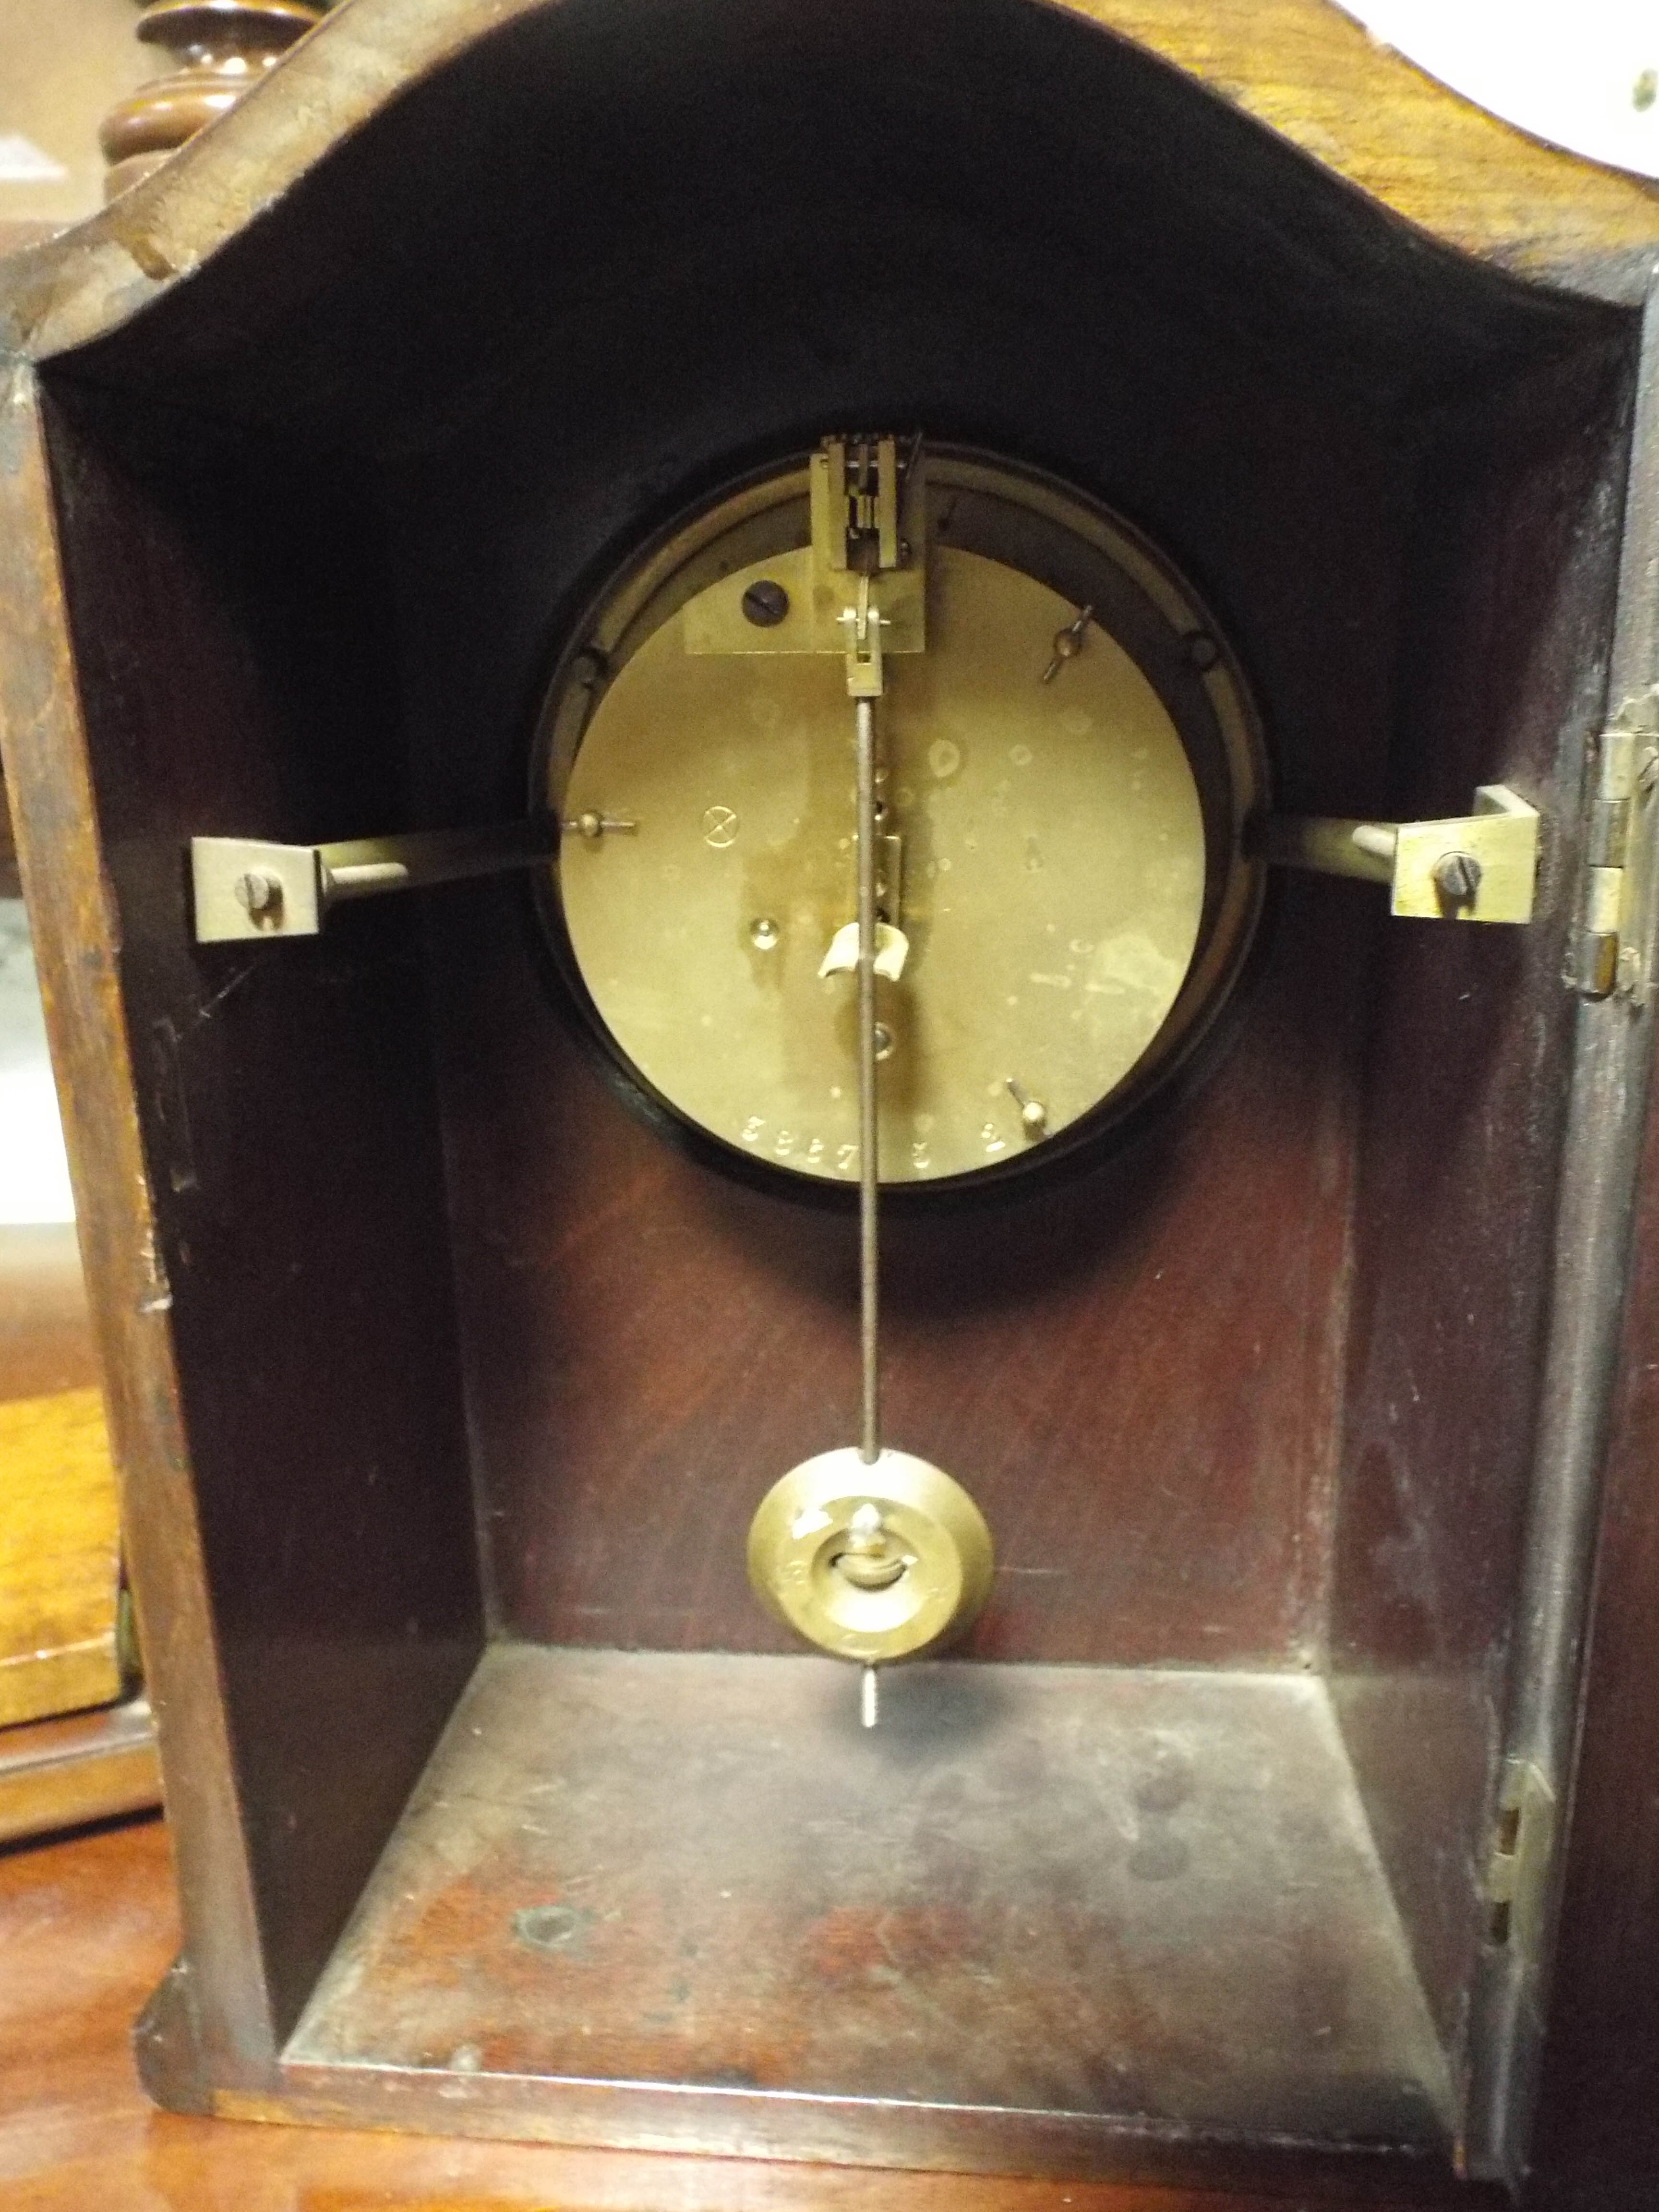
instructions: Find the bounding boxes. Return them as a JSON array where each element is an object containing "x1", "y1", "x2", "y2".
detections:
[{"x1": 535, "y1": 447, "x2": 1267, "y2": 1189}]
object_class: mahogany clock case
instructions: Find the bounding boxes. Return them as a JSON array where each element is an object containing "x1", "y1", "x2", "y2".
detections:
[{"x1": 2, "y1": 1, "x2": 1657, "y2": 2204}]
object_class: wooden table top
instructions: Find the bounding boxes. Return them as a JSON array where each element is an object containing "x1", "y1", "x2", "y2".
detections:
[{"x1": 0, "y1": 1810, "x2": 1436, "y2": 2211}]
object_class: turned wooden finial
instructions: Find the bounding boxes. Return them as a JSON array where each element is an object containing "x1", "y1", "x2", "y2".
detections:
[{"x1": 99, "y1": 0, "x2": 326, "y2": 201}]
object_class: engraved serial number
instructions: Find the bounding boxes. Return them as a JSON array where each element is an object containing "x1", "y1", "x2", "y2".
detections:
[{"x1": 730, "y1": 1123, "x2": 961, "y2": 1175}]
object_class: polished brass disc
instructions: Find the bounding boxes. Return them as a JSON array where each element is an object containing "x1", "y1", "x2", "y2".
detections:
[
  {"x1": 537, "y1": 449, "x2": 1265, "y2": 1187},
  {"x1": 747, "y1": 1446, "x2": 995, "y2": 1664}
]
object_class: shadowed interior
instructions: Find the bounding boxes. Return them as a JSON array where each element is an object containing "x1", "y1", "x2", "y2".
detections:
[{"x1": 24, "y1": 0, "x2": 1638, "y2": 2163}]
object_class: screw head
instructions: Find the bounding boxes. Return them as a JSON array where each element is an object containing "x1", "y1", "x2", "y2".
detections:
[
  {"x1": 748, "y1": 916, "x2": 780, "y2": 950},
  {"x1": 873, "y1": 1024, "x2": 895, "y2": 1060},
  {"x1": 741, "y1": 579, "x2": 791, "y2": 628},
  {"x1": 1185, "y1": 633, "x2": 1219, "y2": 672},
  {"x1": 233, "y1": 869, "x2": 282, "y2": 916},
  {"x1": 1433, "y1": 851, "x2": 1483, "y2": 904}
]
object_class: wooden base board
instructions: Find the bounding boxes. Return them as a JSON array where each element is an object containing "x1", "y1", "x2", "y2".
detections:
[
  {"x1": 280, "y1": 1647, "x2": 1452, "y2": 2177},
  {"x1": 0, "y1": 1817, "x2": 1475, "y2": 2212}
]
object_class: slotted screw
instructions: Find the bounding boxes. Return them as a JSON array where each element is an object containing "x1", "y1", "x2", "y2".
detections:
[
  {"x1": 234, "y1": 869, "x2": 282, "y2": 916},
  {"x1": 742, "y1": 579, "x2": 791, "y2": 628},
  {"x1": 1433, "y1": 851, "x2": 1482, "y2": 904}
]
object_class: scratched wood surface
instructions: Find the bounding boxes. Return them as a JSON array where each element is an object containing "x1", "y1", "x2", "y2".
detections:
[
  {"x1": 0, "y1": 1224, "x2": 119, "y2": 1728},
  {"x1": 1080, "y1": 0, "x2": 1659, "y2": 288},
  {"x1": 291, "y1": 1648, "x2": 1451, "y2": 2151},
  {"x1": 0, "y1": 0, "x2": 1656, "y2": 380},
  {"x1": 0, "y1": 1814, "x2": 1474, "y2": 2212},
  {"x1": 0, "y1": 2, "x2": 1648, "y2": 2201}
]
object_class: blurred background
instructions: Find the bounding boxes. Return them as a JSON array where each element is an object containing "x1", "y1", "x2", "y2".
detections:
[{"x1": 0, "y1": 0, "x2": 148, "y2": 244}]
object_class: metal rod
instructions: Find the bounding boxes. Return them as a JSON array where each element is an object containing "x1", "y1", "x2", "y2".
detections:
[
  {"x1": 861, "y1": 1663, "x2": 878, "y2": 1729},
  {"x1": 1253, "y1": 813, "x2": 1397, "y2": 884},
  {"x1": 319, "y1": 819, "x2": 561, "y2": 900},
  {"x1": 856, "y1": 695, "x2": 881, "y2": 1467}
]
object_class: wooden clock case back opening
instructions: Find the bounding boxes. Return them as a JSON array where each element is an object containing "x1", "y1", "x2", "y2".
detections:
[{"x1": 3, "y1": 2, "x2": 1659, "y2": 2204}]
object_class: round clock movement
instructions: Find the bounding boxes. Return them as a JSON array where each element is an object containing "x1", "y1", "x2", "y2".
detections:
[
  {"x1": 535, "y1": 443, "x2": 1267, "y2": 1194},
  {"x1": 528, "y1": 434, "x2": 1269, "y2": 1691}
]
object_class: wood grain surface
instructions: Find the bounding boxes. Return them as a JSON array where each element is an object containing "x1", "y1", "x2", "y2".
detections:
[
  {"x1": 0, "y1": 364, "x2": 278, "y2": 2090},
  {"x1": 435, "y1": 876, "x2": 1362, "y2": 1670},
  {"x1": 1328, "y1": 337, "x2": 1632, "y2": 2065},
  {"x1": 0, "y1": 0, "x2": 1656, "y2": 377},
  {"x1": 289, "y1": 1648, "x2": 1450, "y2": 2157},
  {"x1": 0, "y1": 1221, "x2": 121, "y2": 1734},
  {"x1": 0, "y1": 1386, "x2": 119, "y2": 1726},
  {"x1": 0, "y1": 1813, "x2": 1476, "y2": 2212},
  {"x1": 0, "y1": 1700, "x2": 158, "y2": 1848},
  {"x1": 1083, "y1": 0, "x2": 1659, "y2": 289},
  {"x1": 0, "y1": 0, "x2": 1651, "y2": 2196},
  {"x1": 0, "y1": 1226, "x2": 120, "y2": 1729}
]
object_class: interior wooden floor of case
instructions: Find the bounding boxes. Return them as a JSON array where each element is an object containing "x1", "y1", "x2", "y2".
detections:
[{"x1": 289, "y1": 1645, "x2": 1451, "y2": 2146}]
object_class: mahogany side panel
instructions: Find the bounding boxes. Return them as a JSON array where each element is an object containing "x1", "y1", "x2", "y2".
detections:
[
  {"x1": 1330, "y1": 339, "x2": 1636, "y2": 2054},
  {"x1": 1526, "y1": 332, "x2": 1659, "y2": 2212},
  {"x1": 1527, "y1": 1025, "x2": 1659, "y2": 2210},
  {"x1": 34, "y1": 376, "x2": 485, "y2": 2041},
  {"x1": 0, "y1": 365, "x2": 276, "y2": 2083}
]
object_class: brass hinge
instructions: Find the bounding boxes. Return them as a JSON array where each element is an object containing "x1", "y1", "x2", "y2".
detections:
[
  {"x1": 1570, "y1": 690, "x2": 1659, "y2": 1000},
  {"x1": 1483, "y1": 1757, "x2": 1555, "y2": 1960}
]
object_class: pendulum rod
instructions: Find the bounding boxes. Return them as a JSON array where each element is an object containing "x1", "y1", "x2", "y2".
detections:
[
  {"x1": 855, "y1": 695, "x2": 881, "y2": 1468},
  {"x1": 855, "y1": 695, "x2": 881, "y2": 1732},
  {"x1": 741, "y1": 439, "x2": 994, "y2": 1738}
]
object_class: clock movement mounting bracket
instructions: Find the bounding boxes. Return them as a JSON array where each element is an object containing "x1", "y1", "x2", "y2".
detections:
[
  {"x1": 1257, "y1": 782, "x2": 1539, "y2": 923},
  {"x1": 190, "y1": 818, "x2": 573, "y2": 943},
  {"x1": 188, "y1": 784, "x2": 1541, "y2": 945}
]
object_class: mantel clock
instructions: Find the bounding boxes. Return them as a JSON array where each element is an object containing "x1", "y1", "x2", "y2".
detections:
[{"x1": 3, "y1": 4, "x2": 1659, "y2": 2206}]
